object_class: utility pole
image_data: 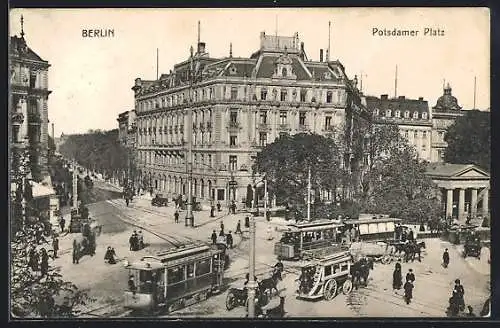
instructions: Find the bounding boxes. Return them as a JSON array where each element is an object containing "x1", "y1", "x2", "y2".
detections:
[
  {"x1": 185, "y1": 45, "x2": 194, "y2": 227},
  {"x1": 394, "y1": 65, "x2": 398, "y2": 98},
  {"x1": 307, "y1": 166, "x2": 311, "y2": 221}
]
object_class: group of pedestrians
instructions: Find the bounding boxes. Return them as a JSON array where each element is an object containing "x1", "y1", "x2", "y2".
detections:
[
  {"x1": 392, "y1": 260, "x2": 416, "y2": 304},
  {"x1": 28, "y1": 247, "x2": 50, "y2": 277},
  {"x1": 211, "y1": 221, "x2": 235, "y2": 249},
  {"x1": 129, "y1": 230, "x2": 144, "y2": 251}
]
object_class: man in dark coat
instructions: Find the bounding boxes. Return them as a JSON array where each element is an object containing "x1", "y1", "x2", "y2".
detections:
[
  {"x1": 52, "y1": 237, "x2": 59, "y2": 259},
  {"x1": 220, "y1": 221, "x2": 225, "y2": 235},
  {"x1": 235, "y1": 220, "x2": 242, "y2": 234},
  {"x1": 443, "y1": 248, "x2": 450, "y2": 268},
  {"x1": 454, "y1": 279, "x2": 465, "y2": 311},
  {"x1": 226, "y1": 231, "x2": 233, "y2": 249},
  {"x1": 448, "y1": 289, "x2": 460, "y2": 316},
  {"x1": 210, "y1": 205, "x2": 215, "y2": 217},
  {"x1": 40, "y1": 248, "x2": 49, "y2": 277},
  {"x1": 404, "y1": 279, "x2": 414, "y2": 304},
  {"x1": 59, "y1": 217, "x2": 66, "y2": 233},
  {"x1": 406, "y1": 269, "x2": 415, "y2": 284},
  {"x1": 217, "y1": 202, "x2": 221, "y2": 212},
  {"x1": 211, "y1": 230, "x2": 217, "y2": 245},
  {"x1": 29, "y1": 248, "x2": 39, "y2": 271},
  {"x1": 393, "y1": 262, "x2": 403, "y2": 291},
  {"x1": 174, "y1": 211, "x2": 179, "y2": 223}
]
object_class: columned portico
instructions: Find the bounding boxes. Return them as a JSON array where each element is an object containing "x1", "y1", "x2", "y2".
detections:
[{"x1": 426, "y1": 163, "x2": 490, "y2": 223}]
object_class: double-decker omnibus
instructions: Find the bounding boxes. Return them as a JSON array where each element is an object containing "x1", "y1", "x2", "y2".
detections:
[
  {"x1": 274, "y1": 219, "x2": 345, "y2": 260},
  {"x1": 124, "y1": 243, "x2": 225, "y2": 314}
]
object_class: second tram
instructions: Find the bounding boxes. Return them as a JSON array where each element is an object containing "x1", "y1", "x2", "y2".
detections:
[
  {"x1": 274, "y1": 219, "x2": 345, "y2": 260},
  {"x1": 124, "y1": 243, "x2": 225, "y2": 314}
]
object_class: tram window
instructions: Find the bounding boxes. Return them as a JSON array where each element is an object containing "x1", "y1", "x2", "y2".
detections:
[
  {"x1": 167, "y1": 266, "x2": 186, "y2": 285},
  {"x1": 341, "y1": 264, "x2": 348, "y2": 272},
  {"x1": 325, "y1": 265, "x2": 332, "y2": 276},
  {"x1": 195, "y1": 259, "x2": 211, "y2": 276},
  {"x1": 187, "y1": 263, "x2": 195, "y2": 278},
  {"x1": 333, "y1": 264, "x2": 339, "y2": 274},
  {"x1": 139, "y1": 270, "x2": 153, "y2": 282}
]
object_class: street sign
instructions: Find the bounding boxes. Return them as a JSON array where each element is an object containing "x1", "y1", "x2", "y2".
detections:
[{"x1": 229, "y1": 181, "x2": 237, "y2": 186}]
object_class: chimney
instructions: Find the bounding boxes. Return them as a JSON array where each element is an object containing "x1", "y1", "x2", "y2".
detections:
[
  {"x1": 418, "y1": 97, "x2": 423, "y2": 101},
  {"x1": 197, "y1": 42, "x2": 206, "y2": 54},
  {"x1": 319, "y1": 49, "x2": 324, "y2": 62},
  {"x1": 52, "y1": 123, "x2": 55, "y2": 139},
  {"x1": 398, "y1": 96, "x2": 405, "y2": 100},
  {"x1": 381, "y1": 94, "x2": 388, "y2": 100},
  {"x1": 299, "y1": 42, "x2": 305, "y2": 60}
]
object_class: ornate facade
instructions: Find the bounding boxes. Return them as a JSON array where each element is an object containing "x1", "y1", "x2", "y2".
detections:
[
  {"x1": 9, "y1": 20, "x2": 51, "y2": 183},
  {"x1": 131, "y1": 32, "x2": 370, "y2": 204}
]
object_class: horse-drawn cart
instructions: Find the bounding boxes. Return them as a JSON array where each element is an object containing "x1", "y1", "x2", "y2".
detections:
[{"x1": 349, "y1": 241, "x2": 396, "y2": 265}]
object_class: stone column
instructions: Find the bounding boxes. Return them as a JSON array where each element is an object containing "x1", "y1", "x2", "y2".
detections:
[
  {"x1": 458, "y1": 188, "x2": 465, "y2": 221},
  {"x1": 482, "y1": 188, "x2": 489, "y2": 216},
  {"x1": 446, "y1": 189, "x2": 453, "y2": 218},
  {"x1": 471, "y1": 188, "x2": 478, "y2": 218}
]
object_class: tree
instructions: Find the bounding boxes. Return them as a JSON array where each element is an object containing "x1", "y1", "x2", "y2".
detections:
[
  {"x1": 10, "y1": 145, "x2": 92, "y2": 318},
  {"x1": 253, "y1": 133, "x2": 346, "y2": 209},
  {"x1": 362, "y1": 127, "x2": 441, "y2": 222},
  {"x1": 444, "y1": 110, "x2": 490, "y2": 171}
]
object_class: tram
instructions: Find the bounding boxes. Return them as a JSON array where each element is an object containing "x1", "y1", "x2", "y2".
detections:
[
  {"x1": 296, "y1": 250, "x2": 353, "y2": 300},
  {"x1": 342, "y1": 215, "x2": 402, "y2": 242},
  {"x1": 274, "y1": 219, "x2": 345, "y2": 260},
  {"x1": 124, "y1": 243, "x2": 225, "y2": 314}
]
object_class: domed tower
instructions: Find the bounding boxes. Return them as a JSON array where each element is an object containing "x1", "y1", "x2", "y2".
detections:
[{"x1": 432, "y1": 83, "x2": 462, "y2": 111}]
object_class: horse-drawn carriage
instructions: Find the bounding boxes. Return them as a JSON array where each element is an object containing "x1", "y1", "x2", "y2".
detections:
[
  {"x1": 462, "y1": 234, "x2": 481, "y2": 259},
  {"x1": 152, "y1": 194, "x2": 169, "y2": 207},
  {"x1": 69, "y1": 207, "x2": 90, "y2": 233},
  {"x1": 296, "y1": 251, "x2": 354, "y2": 300}
]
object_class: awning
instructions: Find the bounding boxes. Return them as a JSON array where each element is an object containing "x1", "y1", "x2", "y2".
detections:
[{"x1": 31, "y1": 181, "x2": 56, "y2": 199}]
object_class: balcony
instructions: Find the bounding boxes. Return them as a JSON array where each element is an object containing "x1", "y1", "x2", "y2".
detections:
[
  {"x1": 298, "y1": 124, "x2": 309, "y2": 132},
  {"x1": 11, "y1": 112, "x2": 24, "y2": 125},
  {"x1": 227, "y1": 121, "x2": 241, "y2": 132},
  {"x1": 257, "y1": 122, "x2": 271, "y2": 131}
]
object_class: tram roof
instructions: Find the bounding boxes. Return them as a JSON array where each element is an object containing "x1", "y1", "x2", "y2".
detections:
[
  {"x1": 343, "y1": 217, "x2": 401, "y2": 224},
  {"x1": 287, "y1": 219, "x2": 343, "y2": 229}
]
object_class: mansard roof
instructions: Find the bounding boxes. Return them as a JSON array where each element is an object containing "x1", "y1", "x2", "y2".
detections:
[
  {"x1": 366, "y1": 95, "x2": 430, "y2": 116},
  {"x1": 10, "y1": 36, "x2": 48, "y2": 64}
]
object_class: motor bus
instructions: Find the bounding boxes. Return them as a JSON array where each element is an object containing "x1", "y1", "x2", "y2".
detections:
[
  {"x1": 124, "y1": 243, "x2": 225, "y2": 314},
  {"x1": 342, "y1": 215, "x2": 402, "y2": 242},
  {"x1": 296, "y1": 250, "x2": 353, "y2": 300},
  {"x1": 274, "y1": 219, "x2": 345, "y2": 260}
]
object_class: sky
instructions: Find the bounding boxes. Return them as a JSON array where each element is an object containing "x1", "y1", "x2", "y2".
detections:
[{"x1": 9, "y1": 8, "x2": 490, "y2": 137}]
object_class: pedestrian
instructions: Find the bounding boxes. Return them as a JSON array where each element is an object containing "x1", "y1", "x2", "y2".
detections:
[
  {"x1": 231, "y1": 201, "x2": 236, "y2": 214},
  {"x1": 448, "y1": 289, "x2": 460, "y2": 316},
  {"x1": 443, "y1": 248, "x2": 450, "y2": 268},
  {"x1": 393, "y1": 262, "x2": 403, "y2": 292},
  {"x1": 454, "y1": 279, "x2": 465, "y2": 312},
  {"x1": 28, "y1": 248, "x2": 39, "y2": 271},
  {"x1": 217, "y1": 202, "x2": 221, "y2": 212},
  {"x1": 104, "y1": 246, "x2": 117, "y2": 264},
  {"x1": 72, "y1": 240, "x2": 80, "y2": 264},
  {"x1": 126, "y1": 197, "x2": 130, "y2": 207},
  {"x1": 174, "y1": 211, "x2": 179, "y2": 223},
  {"x1": 128, "y1": 275, "x2": 137, "y2": 295},
  {"x1": 210, "y1": 205, "x2": 215, "y2": 218},
  {"x1": 245, "y1": 216, "x2": 250, "y2": 229},
  {"x1": 220, "y1": 221, "x2": 224, "y2": 235},
  {"x1": 235, "y1": 220, "x2": 242, "y2": 234},
  {"x1": 40, "y1": 248, "x2": 49, "y2": 277},
  {"x1": 52, "y1": 237, "x2": 59, "y2": 259},
  {"x1": 226, "y1": 231, "x2": 233, "y2": 249},
  {"x1": 465, "y1": 305, "x2": 476, "y2": 317},
  {"x1": 138, "y1": 230, "x2": 144, "y2": 249},
  {"x1": 219, "y1": 228, "x2": 225, "y2": 237},
  {"x1": 211, "y1": 230, "x2": 217, "y2": 245},
  {"x1": 59, "y1": 216, "x2": 66, "y2": 233},
  {"x1": 406, "y1": 269, "x2": 415, "y2": 284},
  {"x1": 404, "y1": 279, "x2": 414, "y2": 304}
]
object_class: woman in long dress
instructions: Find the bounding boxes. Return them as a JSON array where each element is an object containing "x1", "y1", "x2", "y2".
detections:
[{"x1": 392, "y1": 262, "x2": 403, "y2": 292}]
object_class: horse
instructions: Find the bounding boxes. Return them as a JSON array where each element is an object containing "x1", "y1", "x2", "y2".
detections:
[
  {"x1": 259, "y1": 269, "x2": 281, "y2": 296},
  {"x1": 350, "y1": 257, "x2": 374, "y2": 289},
  {"x1": 404, "y1": 241, "x2": 426, "y2": 262}
]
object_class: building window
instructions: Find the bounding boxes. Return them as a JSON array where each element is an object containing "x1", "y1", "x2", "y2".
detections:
[
  {"x1": 231, "y1": 86, "x2": 238, "y2": 100},
  {"x1": 299, "y1": 112, "x2": 306, "y2": 126},
  {"x1": 325, "y1": 116, "x2": 332, "y2": 129},
  {"x1": 230, "y1": 111, "x2": 238, "y2": 124},
  {"x1": 280, "y1": 89, "x2": 287, "y2": 101},
  {"x1": 395, "y1": 110, "x2": 401, "y2": 118},
  {"x1": 260, "y1": 111, "x2": 267, "y2": 124},
  {"x1": 259, "y1": 132, "x2": 267, "y2": 146},
  {"x1": 422, "y1": 144, "x2": 426, "y2": 151},
  {"x1": 385, "y1": 109, "x2": 392, "y2": 117},
  {"x1": 374, "y1": 108, "x2": 379, "y2": 116},
  {"x1": 422, "y1": 112, "x2": 428, "y2": 119},
  {"x1": 300, "y1": 89, "x2": 307, "y2": 102},
  {"x1": 404, "y1": 111, "x2": 410, "y2": 118},
  {"x1": 223, "y1": 86, "x2": 227, "y2": 99},
  {"x1": 326, "y1": 91, "x2": 333, "y2": 103},
  {"x1": 414, "y1": 131, "x2": 418, "y2": 138},
  {"x1": 404, "y1": 130, "x2": 409, "y2": 138},
  {"x1": 208, "y1": 154, "x2": 212, "y2": 167},
  {"x1": 282, "y1": 67, "x2": 287, "y2": 77},
  {"x1": 413, "y1": 111, "x2": 419, "y2": 119},
  {"x1": 229, "y1": 155, "x2": 237, "y2": 171},
  {"x1": 230, "y1": 135, "x2": 237, "y2": 146},
  {"x1": 280, "y1": 111, "x2": 287, "y2": 124},
  {"x1": 261, "y1": 88, "x2": 267, "y2": 100},
  {"x1": 423, "y1": 131, "x2": 427, "y2": 138}
]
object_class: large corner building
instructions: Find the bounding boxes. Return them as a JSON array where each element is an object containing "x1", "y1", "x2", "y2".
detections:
[{"x1": 130, "y1": 31, "x2": 370, "y2": 205}]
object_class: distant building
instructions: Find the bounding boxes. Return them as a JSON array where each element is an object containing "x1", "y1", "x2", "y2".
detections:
[
  {"x1": 130, "y1": 31, "x2": 370, "y2": 204},
  {"x1": 366, "y1": 94, "x2": 432, "y2": 161},
  {"x1": 117, "y1": 110, "x2": 137, "y2": 148}
]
